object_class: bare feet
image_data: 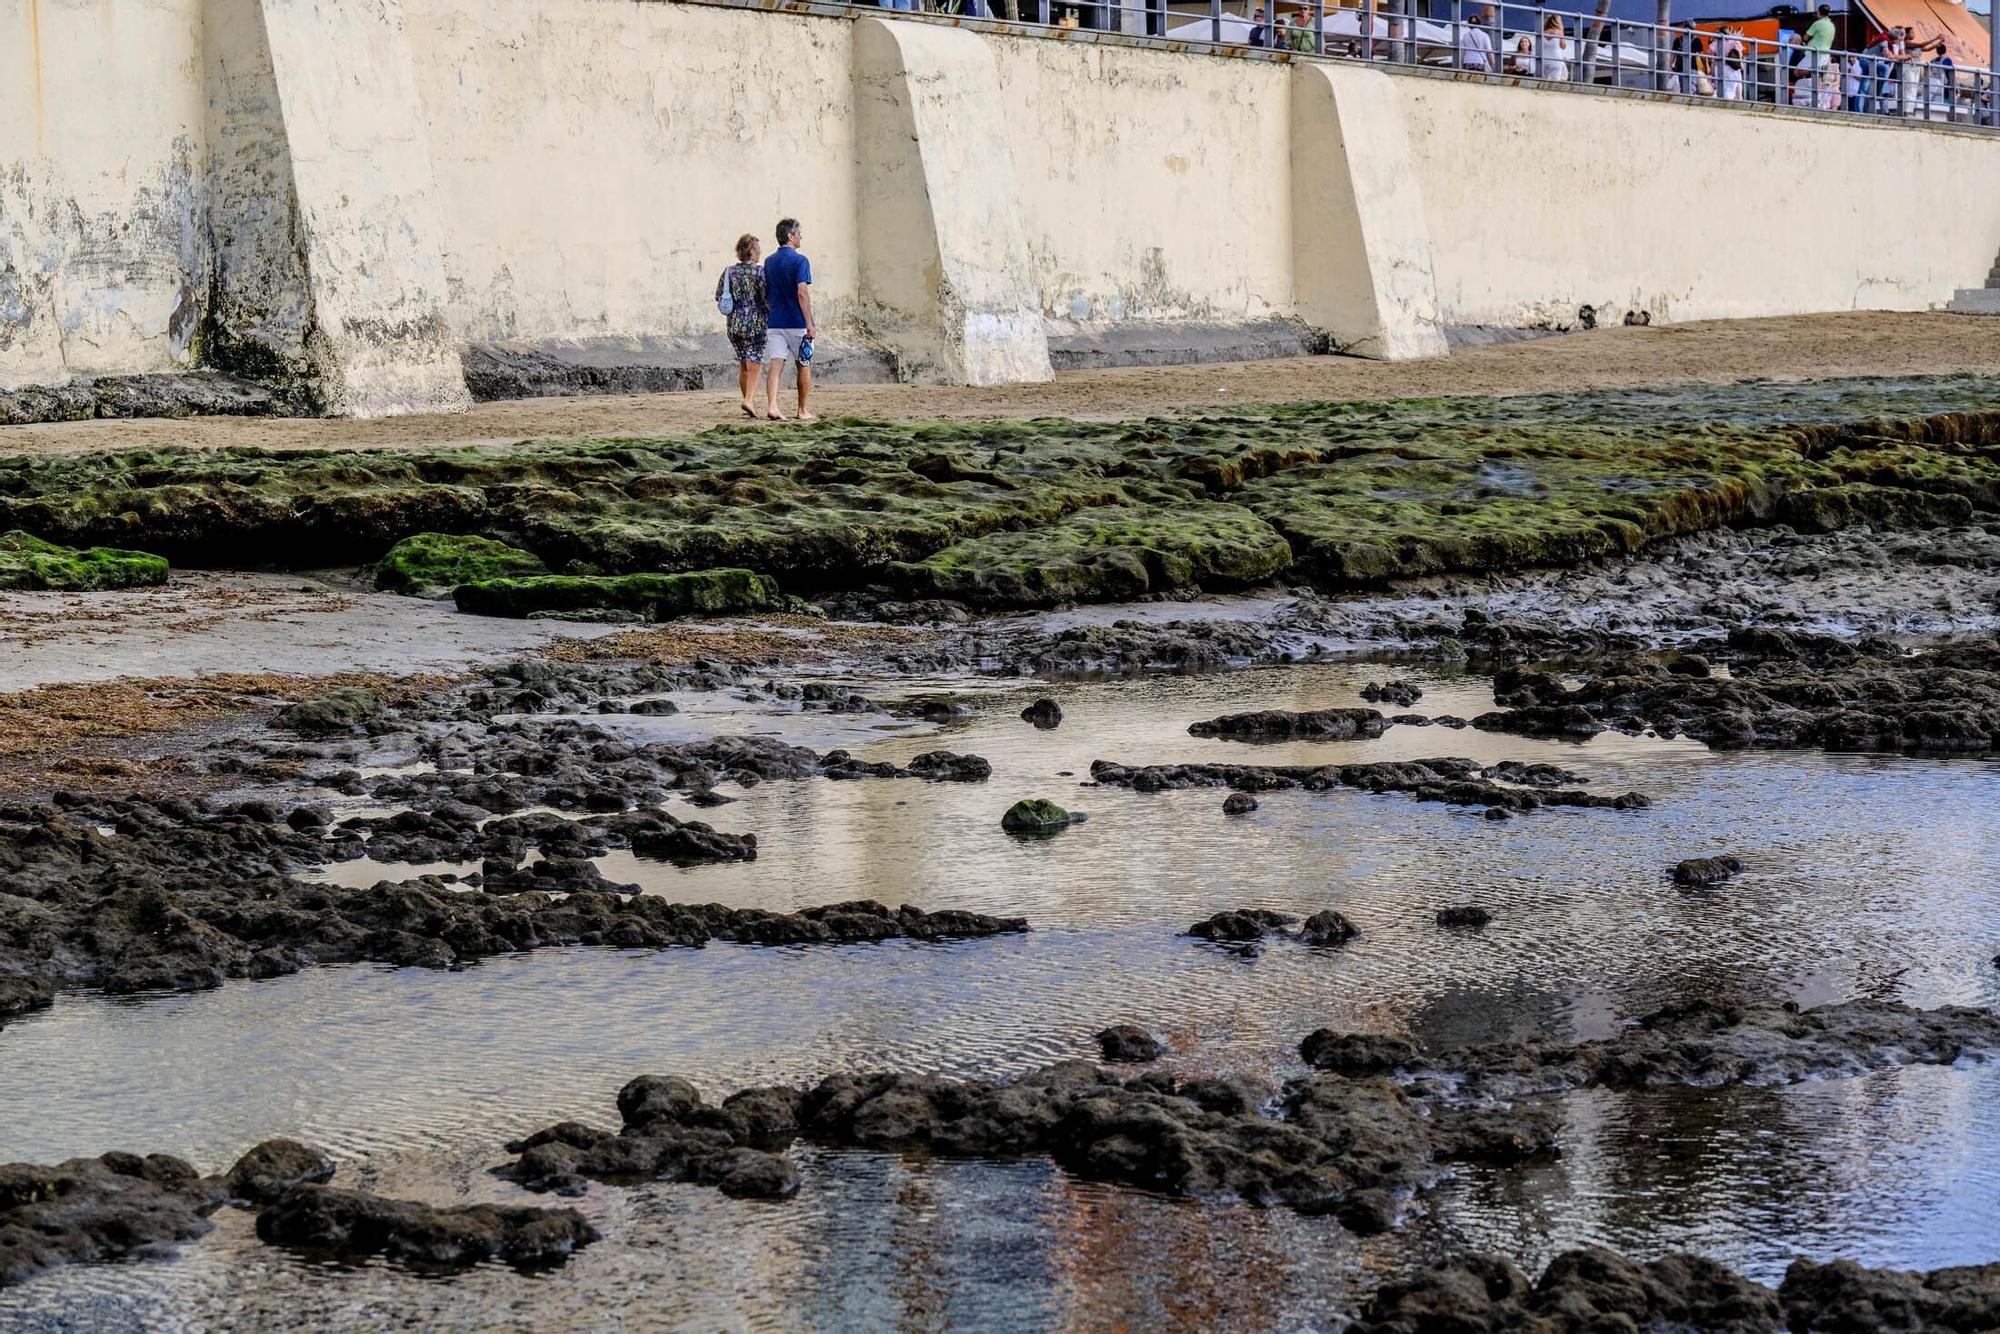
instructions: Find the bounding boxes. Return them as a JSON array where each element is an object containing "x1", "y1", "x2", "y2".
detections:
[
  {"x1": 739, "y1": 401, "x2": 757, "y2": 419},
  {"x1": 795, "y1": 411, "x2": 820, "y2": 423},
  {"x1": 765, "y1": 410, "x2": 786, "y2": 421}
]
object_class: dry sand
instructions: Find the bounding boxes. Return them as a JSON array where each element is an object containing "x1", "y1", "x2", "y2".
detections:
[{"x1": 6, "y1": 312, "x2": 1999, "y2": 459}]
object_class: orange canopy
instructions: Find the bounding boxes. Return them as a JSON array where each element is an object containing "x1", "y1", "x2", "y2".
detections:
[{"x1": 1854, "y1": 0, "x2": 1991, "y2": 66}]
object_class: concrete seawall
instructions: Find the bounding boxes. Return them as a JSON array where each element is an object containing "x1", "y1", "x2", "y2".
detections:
[{"x1": 4, "y1": 0, "x2": 2000, "y2": 416}]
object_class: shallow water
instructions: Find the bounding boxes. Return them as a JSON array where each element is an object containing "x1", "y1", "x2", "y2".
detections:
[{"x1": 2, "y1": 661, "x2": 1998, "y2": 1327}]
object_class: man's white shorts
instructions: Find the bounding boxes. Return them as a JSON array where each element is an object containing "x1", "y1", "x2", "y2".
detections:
[{"x1": 764, "y1": 328, "x2": 808, "y2": 362}]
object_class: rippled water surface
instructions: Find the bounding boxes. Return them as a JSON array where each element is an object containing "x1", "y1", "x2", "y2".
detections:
[{"x1": 3, "y1": 662, "x2": 1997, "y2": 1328}]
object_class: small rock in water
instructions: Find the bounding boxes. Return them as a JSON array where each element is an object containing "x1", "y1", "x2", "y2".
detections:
[
  {"x1": 1299, "y1": 1030, "x2": 1421, "y2": 1073},
  {"x1": 1483, "y1": 807, "x2": 1510, "y2": 821},
  {"x1": 1436, "y1": 906, "x2": 1493, "y2": 929},
  {"x1": 1020, "y1": 698, "x2": 1063, "y2": 729},
  {"x1": 627, "y1": 698, "x2": 679, "y2": 716},
  {"x1": 1665, "y1": 653, "x2": 1713, "y2": 677},
  {"x1": 1186, "y1": 908, "x2": 1298, "y2": 942},
  {"x1": 1672, "y1": 855, "x2": 1744, "y2": 887},
  {"x1": 255, "y1": 1184, "x2": 598, "y2": 1271},
  {"x1": 1001, "y1": 798, "x2": 1072, "y2": 834},
  {"x1": 1361, "y1": 680, "x2": 1423, "y2": 707},
  {"x1": 1222, "y1": 792, "x2": 1259, "y2": 816},
  {"x1": 1298, "y1": 910, "x2": 1360, "y2": 946},
  {"x1": 1096, "y1": 1024, "x2": 1165, "y2": 1063},
  {"x1": 224, "y1": 1140, "x2": 336, "y2": 1205}
]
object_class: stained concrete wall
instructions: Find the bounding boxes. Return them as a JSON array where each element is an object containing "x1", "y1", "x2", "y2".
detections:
[
  {"x1": 853, "y1": 18, "x2": 1051, "y2": 385},
  {"x1": 1395, "y1": 75, "x2": 2000, "y2": 327},
  {"x1": 7, "y1": 0, "x2": 2000, "y2": 410},
  {"x1": 1, "y1": 0, "x2": 208, "y2": 390},
  {"x1": 401, "y1": 0, "x2": 864, "y2": 369}
]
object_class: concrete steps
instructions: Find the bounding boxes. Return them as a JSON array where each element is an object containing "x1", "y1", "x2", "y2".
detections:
[{"x1": 1945, "y1": 247, "x2": 2000, "y2": 314}]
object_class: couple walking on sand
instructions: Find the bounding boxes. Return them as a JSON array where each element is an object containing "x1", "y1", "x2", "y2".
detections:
[{"x1": 716, "y1": 217, "x2": 817, "y2": 422}]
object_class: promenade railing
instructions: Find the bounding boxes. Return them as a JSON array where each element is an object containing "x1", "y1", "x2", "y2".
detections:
[{"x1": 855, "y1": 0, "x2": 2000, "y2": 132}]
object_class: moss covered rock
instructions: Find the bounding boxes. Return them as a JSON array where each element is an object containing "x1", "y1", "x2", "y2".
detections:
[
  {"x1": 454, "y1": 569, "x2": 779, "y2": 620},
  {"x1": 375, "y1": 532, "x2": 548, "y2": 597},
  {"x1": 896, "y1": 503, "x2": 1292, "y2": 609},
  {"x1": 1001, "y1": 798, "x2": 1072, "y2": 834},
  {"x1": 0, "y1": 530, "x2": 168, "y2": 591},
  {"x1": 1, "y1": 378, "x2": 1996, "y2": 612}
]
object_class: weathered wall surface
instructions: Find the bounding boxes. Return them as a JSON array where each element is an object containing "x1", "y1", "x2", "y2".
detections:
[
  {"x1": 853, "y1": 18, "x2": 1051, "y2": 385},
  {"x1": 1395, "y1": 74, "x2": 2000, "y2": 327},
  {"x1": 985, "y1": 35, "x2": 1296, "y2": 337},
  {"x1": 255, "y1": 0, "x2": 470, "y2": 416},
  {"x1": 400, "y1": 0, "x2": 862, "y2": 363},
  {"x1": 0, "y1": 0, "x2": 208, "y2": 390},
  {"x1": 6, "y1": 0, "x2": 2000, "y2": 409}
]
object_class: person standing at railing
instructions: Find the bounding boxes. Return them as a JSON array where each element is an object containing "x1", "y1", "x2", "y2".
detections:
[
  {"x1": 1248, "y1": 5, "x2": 1271, "y2": 47},
  {"x1": 1285, "y1": 2, "x2": 1317, "y2": 52},
  {"x1": 1716, "y1": 26, "x2": 1745, "y2": 100},
  {"x1": 1459, "y1": 10, "x2": 1494, "y2": 71},
  {"x1": 1862, "y1": 29, "x2": 1896, "y2": 113},
  {"x1": 1536, "y1": 15, "x2": 1571, "y2": 81},
  {"x1": 1842, "y1": 51, "x2": 1866, "y2": 110},
  {"x1": 1802, "y1": 2, "x2": 1835, "y2": 87}
]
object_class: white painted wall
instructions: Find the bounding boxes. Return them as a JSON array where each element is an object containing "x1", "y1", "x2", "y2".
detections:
[
  {"x1": 987, "y1": 33, "x2": 1297, "y2": 330},
  {"x1": 853, "y1": 17, "x2": 1051, "y2": 384},
  {"x1": 6, "y1": 0, "x2": 2000, "y2": 402},
  {"x1": 399, "y1": 0, "x2": 863, "y2": 350},
  {"x1": 0, "y1": 0, "x2": 208, "y2": 389},
  {"x1": 1397, "y1": 74, "x2": 2000, "y2": 326}
]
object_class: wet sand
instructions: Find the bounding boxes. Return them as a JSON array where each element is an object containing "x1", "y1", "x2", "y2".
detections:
[{"x1": 5, "y1": 312, "x2": 1999, "y2": 458}]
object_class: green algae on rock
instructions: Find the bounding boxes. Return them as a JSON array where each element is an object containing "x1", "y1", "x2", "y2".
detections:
[
  {"x1": 1002, "y1": 798, "x2": 1073, "y2": 834},
  {"x1": 454, "y1": 569, "x2": 779, "y2": 620},
  {"x1": 2, "y1": 378, "x2": 1997, "y2": 612},
  {"x1": 375, "y1": 533, "x2": 548, "y2": 597},
  {"x1": 894, "y1": 503, "x2": 1293, "y2": 608},
  {"x1": 0, "y1": 530, "x2": 168, "y2": 591}
]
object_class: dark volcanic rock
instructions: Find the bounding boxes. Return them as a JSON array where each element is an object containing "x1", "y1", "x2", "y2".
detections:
[
  {"x1": 0, "y1": 1152, "x2": 221, "y2": 1288},
  {"x1": 1436, "y1": 905, "x2": 1494, "y2": 929},
  {"x1": 274, "y1": 689, "x2": 389, "y2": 736},
  {"x1": 1357, "y1": 1246, "x2": 1783, "y2": 1333},
  {"x1": 1674, "y1": 855, "x2": 1744, "y2": 886},
  {"x1": 1475, "y1": 634, "x2": 2000, "y2": 754},
  {"x1": 0, "y1": 976, "x2": 54, "y2": 1024},
  {"x1": 0, "y1": 794, "x2": 1021, "y2": 1008},
  {"x1": 1361, "y1": 680, "x2": 1423, "y2": 707},
  {"x1": 1298, "y1": 909, "x2": 1360, "y2": 945},
  {"x1": 1187, "y1": 908, "x2": 1357, "y2": 950},
  {"x1": 902, "y1": 750, "x2": 993, "y2": 782},
  {"x1": 1188, "y1": 707, "x2": 1387, "y2": 742},
  {"x1": 1299, "y1": 1031, "x2": 1421, "y2": 1074},
  {"x1": 1379, "y1": 997, "x2": 2000, "y2": 1098},
  {"x1": 223, "y1": 1139, "x2": 336, "y2": 1205},
  {"x1": 1095, "y1": 1024, "x2": 1165, "y2": 1063},
  {"x1": 255, "y1": 1184, "x2": 598, "y2": 1271},
  {"x1": 1779, "y1": 1256, "x2": 2000, "y2": 1333},
  {"x1": 1091, "y1": 756, "x2": 1648, "y2": 815},
  {"x1": 1187, "y1": 908, "x2": 1298, "y2": 942},
  {"x1": 505, "y1": 1055, "x2": 1559, "y2": 1223},
  {"x1": 1020, "y1": 697, "x2": 1064, "y2": 729},
  {"x1": 1222, "y1": 792, "x2": 1259, "y2": 815}
]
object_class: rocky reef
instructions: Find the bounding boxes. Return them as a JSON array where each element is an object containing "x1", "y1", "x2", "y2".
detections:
[
  {"x1": 2, "y1": 381, "x2": 1995, "y2": 612},
  {"x1": 1476, "y1": 631, "x2": 2000, "y2": 753}
]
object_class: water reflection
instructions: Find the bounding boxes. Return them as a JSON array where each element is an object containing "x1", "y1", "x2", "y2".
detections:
[{"x1": 1, "y1": 661, "x2": 1996, "y2": 1326}]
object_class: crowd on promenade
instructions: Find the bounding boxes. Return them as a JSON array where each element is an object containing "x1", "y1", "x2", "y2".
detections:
[{"x1": 856, "y1": 0, "x2": 1996, "y2": 127}]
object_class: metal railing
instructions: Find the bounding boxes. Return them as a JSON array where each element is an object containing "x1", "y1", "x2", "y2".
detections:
[{"x1": 856, "y1": 0, "x2": 2000, "y2": 131}]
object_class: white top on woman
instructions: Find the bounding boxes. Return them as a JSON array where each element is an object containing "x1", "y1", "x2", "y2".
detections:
[{"x1": 1535, "y1": 32, "x2": 1571, "y2": 81}]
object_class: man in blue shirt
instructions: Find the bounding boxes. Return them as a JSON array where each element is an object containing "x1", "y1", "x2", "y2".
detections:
[{"x1": 761, "y1": 218, "x2": 818, "y2": 422}]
